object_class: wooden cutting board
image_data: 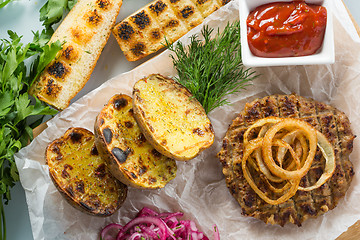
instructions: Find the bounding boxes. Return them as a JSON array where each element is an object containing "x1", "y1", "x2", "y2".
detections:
[{"x1": 32, "y1": 1, "x2": 360, "y2": 239}]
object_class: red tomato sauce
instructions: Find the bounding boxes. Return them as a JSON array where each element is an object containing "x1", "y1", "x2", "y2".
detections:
[{"x1": 247, "y1": 1, "x2": 327, "y2": 58}]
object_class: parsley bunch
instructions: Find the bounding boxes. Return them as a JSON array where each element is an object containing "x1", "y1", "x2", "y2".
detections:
[
  {"x1": 0, "y1": 30, "x2": 61, "y2": 240},
  {"x1": 0, "y1": 0, "x2": 77, "y2": 238}
]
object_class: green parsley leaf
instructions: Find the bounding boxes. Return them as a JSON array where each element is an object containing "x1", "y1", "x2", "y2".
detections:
[
  {"x1": 30, "y1": 40, "x2": 62, "y2": 86},
  {"x1": 40, "y1": 0, "x2": 68, "y2": 27},
  {"x1": 0, "y1": 21, "x2": 60, "y2": 239},
  {"x1": 67, "y1": 0, "x2": 77, "y2": 9},
  {"x1": 0, "y1": 92, "x2": 14, "y2": 116},
  {"x1": 31, "y1": 29, "x2": 54, "y2": 48},
  {"x1": 14, "y1": 93, "x2": 32, "y2": 123},
  {"x1": 40, "y1": 0, "x2": 77, "y2": 30},
  {"x1": 0, "y1": 0, "x2": 12, "y2": 9}
]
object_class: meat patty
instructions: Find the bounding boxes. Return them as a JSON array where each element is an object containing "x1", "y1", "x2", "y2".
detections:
[{"x1": 217, "y1": 94, "x2": 355, "y2": 226}]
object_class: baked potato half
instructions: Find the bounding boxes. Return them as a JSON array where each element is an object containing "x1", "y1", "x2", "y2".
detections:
[
  {"x1": 94, "y1": 94, "x2": 177, "y2": 189},
  {"x1": 132, "y1": 74, "x2": 214, "y2": 161},
  {"x1": 46, "y1": 127, "x2": 127, "y2": 217}
]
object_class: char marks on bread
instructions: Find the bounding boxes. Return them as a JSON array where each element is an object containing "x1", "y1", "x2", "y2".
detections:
[
  {"x1": 112, "y1": 0, "x2": 230, "y2": 61},
  {"x1": 30, "y1": 0, "x2": 123, "y2": 110}
]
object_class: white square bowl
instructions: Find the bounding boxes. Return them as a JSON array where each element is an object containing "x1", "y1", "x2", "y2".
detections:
[{"x1": 239, "y1": 0, "x2": 334, "y2": 67}]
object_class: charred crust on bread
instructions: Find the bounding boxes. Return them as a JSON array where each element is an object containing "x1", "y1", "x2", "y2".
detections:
[
  {"x1": 149, "y1": 1, "x2": 167, "y2": 15},
  {"x1": 112, "y1": 0, "x2": 230, "y2": 61},
  {"x1": 86, "y1": 9, "x2": 103, "y2": 26},
  {"x1": 31, "y1": 0, "x2": 123, "y2": 108},
  {"x1": 131, "y1": 43, "x2": 146, "y2": 56},
  {"x1": 180, "y1": 6, "x2": 194, "y2": 19},
  {"x1": 61, "y1": 46, "x2": 79, "y2": 62},
  {"x1": 116, "y1": 22, "x2": 135, "y2": 40},
  {"x1": 96, "y1": 0, "x2": 111, "y2": 10},
  {"x1": 131, "y1": 10, "x2": 151, "y2": 29},
  {"x1": 196, "y1": 0, "x2": 209, "y2": 5},
  {"x1": 166, "y1": 19, "x2": 179, "y2": 28},
  {"x1": 47, "y1": 61, "x2": 69, "y2": 79},
  {"x1": 151, "y1": 29, "x2": 161, "y2": 40},
  {"x1": 43, "y1": 79, "x2": 62, "y2": 97}
]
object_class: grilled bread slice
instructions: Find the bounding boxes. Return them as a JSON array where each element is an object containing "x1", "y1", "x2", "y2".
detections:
[
  {"x1": 132, "y1": 74, "x2": 214, "y2": 161},
  {"x1": 112, "y1": 0, "x2": 230, "y2": 61},
  {"x1": 30, "y1": 0, "x2": 123, "y2": 110},
  {"x1": 46, "y1": 127, "x2": 127, "y2": 216},
  {"x1": 94, "y1": 94, "x2": 177, "y2": 189}
]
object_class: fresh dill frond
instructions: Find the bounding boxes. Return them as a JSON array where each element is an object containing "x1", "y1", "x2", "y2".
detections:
[{"x1": 167, "y1": 21, "x2": 257, "y2": 113}]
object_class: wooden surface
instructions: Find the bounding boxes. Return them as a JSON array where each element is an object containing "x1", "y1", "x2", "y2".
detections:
[
  {"x1": 32, "y1": 1, "x2": 360, "y2": 239},
  {"x1": 337, "y1": 221, "x2": 360, "y2": 240}
]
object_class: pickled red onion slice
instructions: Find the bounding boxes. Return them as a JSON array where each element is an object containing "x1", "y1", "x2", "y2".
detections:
[{"x1": 100, "y1": 207, "x2": 219, "y2": 240}]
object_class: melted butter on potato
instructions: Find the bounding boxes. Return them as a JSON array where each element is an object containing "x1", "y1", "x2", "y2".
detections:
[{"x1": 133, "y1": 74, "x2": 214, "y2": 161}]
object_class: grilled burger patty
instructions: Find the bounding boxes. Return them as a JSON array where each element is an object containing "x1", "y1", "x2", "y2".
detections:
[{"x1": 217, "y1": 94, "x2": 355, "y2": 226}]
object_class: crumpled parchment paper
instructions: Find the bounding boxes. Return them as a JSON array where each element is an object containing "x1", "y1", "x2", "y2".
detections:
[{"x1": 14, "y1": 1, "x2": 360, "y2": 239}]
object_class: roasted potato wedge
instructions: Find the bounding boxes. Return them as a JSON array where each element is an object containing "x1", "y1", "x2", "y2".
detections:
[
  {"x1": 132, "y1": 74, "x2": 214, "y2": 161},
  {"x1": 46, "y1": 127, "x2": 127, "y2": 217},
  {"x1": 94, "y1": 94, "x2": 177, "y2": 189}
]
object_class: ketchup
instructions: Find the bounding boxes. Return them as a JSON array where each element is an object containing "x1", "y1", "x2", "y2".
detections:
[{"x1": 247, "y1": 1, "x2": 327, "y2": 58}]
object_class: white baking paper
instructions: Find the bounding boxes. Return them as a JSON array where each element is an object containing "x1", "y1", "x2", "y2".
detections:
[{"x1": 15, "y1": 1, "x2": 360, "y2": 239}]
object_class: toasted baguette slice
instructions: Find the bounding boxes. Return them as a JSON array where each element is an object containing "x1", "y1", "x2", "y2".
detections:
[
  {"x1": 94, "y1": 94, "x2": 177, "y2": 189},
  {"x1": 132, "y1": 74, "x2": 214, "y2": 161},
  {"x1": 46, "y1": 127, "x2": 127, "y2": 216},
  {"x1": 30, "y1": 0, "x2": 123, "y2": 110},
  {"x1": 112, "y1": 0, "x2": 230, "y2": 61}
]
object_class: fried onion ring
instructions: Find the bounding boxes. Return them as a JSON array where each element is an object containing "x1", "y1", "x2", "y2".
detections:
[
  {"x1": 262, "y1": 118, "x2": 317, "y2": 180},
  {"x1": 240, "y1": 138, "x2": 300, "y2": 205},
  {"x1": 239, "y1": 117, "x2": 336, "y2": 205},
  {"x1": 298, "y1": 131, "x2": 335, "y2": 191}
]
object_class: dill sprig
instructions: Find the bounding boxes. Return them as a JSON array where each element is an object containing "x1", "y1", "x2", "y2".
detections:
[{"x1": 167, "y1": 21, "x2": 257, "y2": 113}]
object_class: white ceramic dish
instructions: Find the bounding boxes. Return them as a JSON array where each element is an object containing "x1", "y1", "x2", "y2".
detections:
[{"x1": 239, "y1": 0, "x2": 335, "y2": 67}]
